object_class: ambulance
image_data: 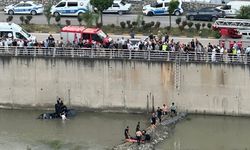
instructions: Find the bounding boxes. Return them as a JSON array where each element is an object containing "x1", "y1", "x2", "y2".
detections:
[
  {"x1": 0, "y1": 22, "x2": 36, "y2": 41},
  {"x1": 60, "y1": 26, "x2": 112, "y2": 47}
]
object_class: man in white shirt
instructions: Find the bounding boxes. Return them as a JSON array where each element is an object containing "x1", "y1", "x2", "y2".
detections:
[{"x1": 61, "y1": 112, "x2": 67, "y2": 120}]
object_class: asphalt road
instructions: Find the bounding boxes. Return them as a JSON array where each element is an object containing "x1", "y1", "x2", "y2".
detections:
[{"x1": 0, "y1": 11, "x2": 190, "y2": 27}]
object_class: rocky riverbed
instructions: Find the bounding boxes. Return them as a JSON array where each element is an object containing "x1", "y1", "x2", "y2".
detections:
[{"x1": 113, "y1": 112, "x2": 187, "y2": 150}]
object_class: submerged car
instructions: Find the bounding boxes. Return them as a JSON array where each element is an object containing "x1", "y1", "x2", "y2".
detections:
[
  {"x1": 103, "y1": 0, "x2": 132, "y2": 15},
  {"x1": 186, "y1": 7, "x2": 225, "y2": 22},
  {"x1": 4, "y1": 1, "x2": 44, "y2": 15}
]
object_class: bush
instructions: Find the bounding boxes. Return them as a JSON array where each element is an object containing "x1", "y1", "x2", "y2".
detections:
[
  {"x1": 20, "y1": 16, "x2": 25, "y2": 24},
  {"x1": 155, "y1": 21, "x2": 161, "y2": 28},
  {"x1": 195, "y1": 23, "x2": 201, "y2": 31},
  {"x1": 120, "y1": 21, "x2": 126, "y2": 29},
  {"x1": 96, "y1": 23, "x2": 102, "y2": 28},
  {"x1": 65, "y1": 20, "x2": 71, "y2": 26},
  {"x1": 6, "y1": 15, "x2": 13, "y2": 22},
  {"x1": 207, "y1": 23, "x2": 212, "y2": 29},
  {"x1": 176, "y1": 18, "x2": 181, "y2": 26},
  {"x1": 182, "y1": 20, "x2": 187, "y2": 28},
  {"x1": 179, "y1": 25, "x2": 185, "y2": 32},
  {"x1": 55, "y1": 15, "x2": 61, "y2": 25},
  {"x1": 202, "y1": 23, "x2": 206, "y2": 28},
  {"x1": 126, "y1": 20, "x2": 131, "y2": 26},
  {"x1": 236, "y1": 5, "x2": 250, "y2": 19},
  {"x1": 187, "y1": 22, "x2": 193, "y2": 29},
  {"x1": 150, "y1": 21, "x2": 155, "y2": 27},
  {"x1": 166, "y1": 26, "x2": 171, "y2": 31},
  {"x1": 141, "y1": 20, "x2": 145, "y2": 26},
  {"x1": 213, "y1": 30, "x2": 221, "y2": 39},
  {"x1": 24, "y1": 19, "x2": 30, "y2": 25},
  {"x1": 111, "y1": 24, "x2": 115, "y2": 28},
  {"x1": 132, "y1": 21, "x2": 138, "y2": 27},
  {"x1": 26, "y1": 15, "x2": 33, "y2": 22}
]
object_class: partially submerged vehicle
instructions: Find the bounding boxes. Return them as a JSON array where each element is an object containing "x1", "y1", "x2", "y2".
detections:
[{"x1": 38, "y1": 109, "x2": 76, "y2": 119}]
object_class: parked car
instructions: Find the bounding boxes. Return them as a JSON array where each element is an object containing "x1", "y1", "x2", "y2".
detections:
[
  {"x1": 142, "y1": 0, "x2": 183, "y2": 16},
  {"x1": 186, "y1": 7, "x2": 225, "y2": 22},
  {"x1": 4, "y1": 1, "x2": 44, "y2": 15},
  {"x1": 103, "y1": 0, "x2": 132, "y2": 15},
  {"x1": 216, "y1": 1, "x2": 250, "y2": 18}
]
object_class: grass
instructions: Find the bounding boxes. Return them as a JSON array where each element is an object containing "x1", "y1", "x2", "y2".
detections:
[{"x1": 20, "y1": 23, "x2": 219, "y2": 38}]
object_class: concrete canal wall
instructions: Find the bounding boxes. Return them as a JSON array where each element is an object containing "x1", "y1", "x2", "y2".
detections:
[{"x1": 0, "y1": 56, "x2": 250, "y2": 115}]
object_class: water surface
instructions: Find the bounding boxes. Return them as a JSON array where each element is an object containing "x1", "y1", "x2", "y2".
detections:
[
  {"x1": 157, "y1": 115, "x2": 250, "y2": 150},
  {"x1": 0, "y1": 109, "x2": 149, "y2": 150}
]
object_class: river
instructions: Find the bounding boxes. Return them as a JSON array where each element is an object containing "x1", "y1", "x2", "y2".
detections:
[
  {"x1": 1, "y1": 109, "x2": 250, "y2": 150},
  {"x1": 157, "y1": 115, "x2": 250, "y2": 150},
  {"x1": 0, "y1": 109, "x2": 149, "y2": 150}
]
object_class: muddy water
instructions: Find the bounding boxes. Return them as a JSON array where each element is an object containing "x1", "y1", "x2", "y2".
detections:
[
  {"x1": 0, "y1": 109, "x2": 149, "y2": 150},
  {"x1": 156, "y1": 115, "x2": 250, "y2": 150}
]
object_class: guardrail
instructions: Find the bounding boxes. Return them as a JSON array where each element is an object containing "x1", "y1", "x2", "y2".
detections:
[{"x1": 0, "y1": 46, "x2": 249, "y2": 64}]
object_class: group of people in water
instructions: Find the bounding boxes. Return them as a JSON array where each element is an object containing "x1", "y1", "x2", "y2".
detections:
[
  {"x1": 124, "y1": 122, "x2": 151, "y2": 145},
  {"x1": 55, "y1": 98, "x2": 68, "y2": 120},
  {"x1": 124, "y1": 102, "x2": 177, "y2": 145}
]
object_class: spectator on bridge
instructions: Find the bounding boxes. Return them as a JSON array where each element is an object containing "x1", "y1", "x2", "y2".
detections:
[{"x1": 48, "y1": 34, "x2": 55, "y2": 47}]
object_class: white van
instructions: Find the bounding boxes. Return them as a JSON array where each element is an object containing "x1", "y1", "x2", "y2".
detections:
[
  {"x1": 142, "y1": 0, "x2": 183, "y2": 16},
  {"x1": 216, "y1": 1, "x2": 250, "y2": 17},
  {"x1": 0, "y1": 22, "x2": 36, "y2": 41},
  {"x1": 50, "y1": 0, "x2": 92, "y2": 17}
]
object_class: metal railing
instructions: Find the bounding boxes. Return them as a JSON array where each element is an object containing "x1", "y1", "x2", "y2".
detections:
[{"x1": 0, "y1": 46, "x2": 249, "y2": 65}]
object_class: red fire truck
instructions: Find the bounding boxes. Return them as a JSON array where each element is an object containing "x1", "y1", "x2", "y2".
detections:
[
  {"x1": 61, "y1": 26, "x2": 112, "y2": 47},
  {"x1": 213, "y1": 18, "x2": 250, "y2": 38}
]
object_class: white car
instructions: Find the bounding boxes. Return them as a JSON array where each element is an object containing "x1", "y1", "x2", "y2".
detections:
[
  {"x1": 4, "y1": 1, "x2": 44, "y2": 15},
  {"x1": 142, "y1": 0, "x2": 183, "y2": 16},
  {"x1": 103, "y1": 0, "x2": 132, "y2": 15}
]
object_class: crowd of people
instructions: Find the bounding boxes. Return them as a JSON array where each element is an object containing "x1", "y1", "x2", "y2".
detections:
[
  {"x1": 124, "y1": 102, "x2": 177, "y2": 145},
  {"x1": 1, "y1": 33, "x2": 250, "y2": 63}
]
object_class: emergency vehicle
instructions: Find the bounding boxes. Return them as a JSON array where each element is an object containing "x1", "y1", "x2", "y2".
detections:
[
  {"x1": 142, "y1": 0, "x2": 183, "y2": 16},
  {"x1": 60, "y1": 26, "x2": 112, "y2": 47},
  {"x1": 0, "y1": 22, "x2": 36, "y2": 41},
  {"x1": 213, "y1": 18, "x2": 250, "y2": 38},
  {"x1": 4, "y1": 1, "x2": 44, "y2": 15},
  {"x1": 50, "y1": 0, "x2": 92, "y2": 17}
]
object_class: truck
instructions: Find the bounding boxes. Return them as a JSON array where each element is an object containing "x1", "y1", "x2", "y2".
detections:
[{"x1": 60, "y1": 26, "x2": 112, "y2": 47}]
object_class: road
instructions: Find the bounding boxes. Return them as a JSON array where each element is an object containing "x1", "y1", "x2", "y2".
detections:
[
  {"x1": 0, "y1": 11, "x2": 191, "y2": 27},
  {"x1": 33, "y1": 33, "x2": 219, "y2": 46}
]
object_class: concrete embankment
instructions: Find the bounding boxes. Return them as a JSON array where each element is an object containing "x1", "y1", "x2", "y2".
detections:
[
  {"x1": 0, "y1": 56, "x2": 250, "y2": 116},
  {"x1": 113, "y1": 113, "x2": 187, "y2": 150}
]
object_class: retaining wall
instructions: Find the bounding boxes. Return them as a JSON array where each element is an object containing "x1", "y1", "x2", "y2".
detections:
[{"x1": 0, "y1": 56, "x2": 250, "y2": 115}]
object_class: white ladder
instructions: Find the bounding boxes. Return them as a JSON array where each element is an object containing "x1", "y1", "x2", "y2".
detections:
[
  {"x1": 213, "y1": 18, "x2": 250, "y2": 29},
  {"x1": 174, "y1": 53, "x2": 181, "y2": 90}
]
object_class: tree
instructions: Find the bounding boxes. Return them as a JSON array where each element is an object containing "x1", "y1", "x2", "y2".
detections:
[
  {"x1": 6, "y1": 15, "x2": 13, "y2": 22},
  {"x1": 78, "y1": 11, "x2": 99, "y2": 27},
  {"x1": 55, "y1": 15, "x2": 61, "y2": 26},
  {"x1": 236, "y1": 5, "x2": 250, "y2": 19},
  {"x1": 187, "y1": 21, "x2": 193, "y2": 30},
  {"x1": 175, "y1": 18, "x2": 181, "y2": 26},
  {"x1": 44, "y1": 4, "x2": 53, "y2": 25},
  {"x1": 90, "y1": 0, "x2": 113, "y2": 26},
  {"x1": 168, "y1": 0, "x2": 179, "y2": 28},
  {"x1": 20, "y1": 16, "x2": 25, "y2": 24}
]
